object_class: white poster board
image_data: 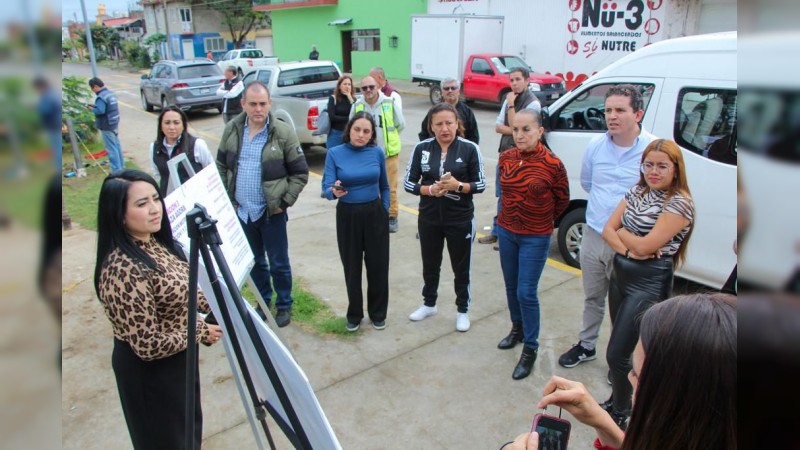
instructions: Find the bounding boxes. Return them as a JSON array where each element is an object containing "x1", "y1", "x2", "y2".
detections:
[{"x1": 164, "y1": 166, "x2": 342, "y2": 449}]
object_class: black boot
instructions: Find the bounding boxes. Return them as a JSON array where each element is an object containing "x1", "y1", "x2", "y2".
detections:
[
  {"x1": 512, "y1": 346, "x2": 538, "y2": 380},
  {"x1": 497, "y1": 322, "x2": 523, "y2": 349}
]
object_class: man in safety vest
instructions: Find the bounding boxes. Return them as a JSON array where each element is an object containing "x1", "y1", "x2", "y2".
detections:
[{"x1": 350, "y1": 76, "x2": 406, "y2": 233}]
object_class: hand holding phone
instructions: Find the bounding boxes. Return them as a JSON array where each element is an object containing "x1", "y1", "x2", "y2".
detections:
[
  {"x1": 331, "y1": 185, "x2": 346, "y2": 191},
  {"x1": 531, "y1": 413, "x2": 571, "y2": 450}
]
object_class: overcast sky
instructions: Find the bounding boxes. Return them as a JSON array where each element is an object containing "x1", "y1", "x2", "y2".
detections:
[{"x1": 62, "y1": 0, "x2": 136, "y2": 23}]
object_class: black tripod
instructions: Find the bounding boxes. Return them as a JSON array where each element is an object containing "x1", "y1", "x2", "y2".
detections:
[{"x1": 184, "y1": 204, "x2": 312, "y2": 450}]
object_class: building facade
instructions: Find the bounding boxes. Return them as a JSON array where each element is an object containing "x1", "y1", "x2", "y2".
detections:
[
  {"x1": 141, "y1": 0, "x2": 269, "y2": 61},
  {"x1": 256, "y1": 0, "x2": 426, "y2": 78}
]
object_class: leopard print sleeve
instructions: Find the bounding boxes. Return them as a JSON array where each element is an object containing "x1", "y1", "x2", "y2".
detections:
[{"x1": 99, "y1": 250, "x2": 206, "y2": 361}]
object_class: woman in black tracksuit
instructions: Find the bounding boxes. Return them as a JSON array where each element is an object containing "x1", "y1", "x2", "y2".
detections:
[{"x1": 403, "y1": 102, "x2": 487, "y2": 332}]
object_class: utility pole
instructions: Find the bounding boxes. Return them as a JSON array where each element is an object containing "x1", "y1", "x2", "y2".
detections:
[
  {"x1": 162, "y1": 0, "x2": 170, "y2": 59},
  {"x1": 79, "y1": 0, "x2": 99, "y2": 78}
]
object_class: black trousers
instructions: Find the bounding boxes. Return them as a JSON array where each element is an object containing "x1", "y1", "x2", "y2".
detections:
[
  {"x1": 607, "y1": 254, "x2": 674, "y2": 414},
  {"x1": 336, "y1": 199, "x2": 390, "y2": 324},
  {"x1": 112, "y1": 338, "x2": 202, "y2": 450},
  {"x1": 418, "y1": 218, "x2": 475, "y2": 313}
]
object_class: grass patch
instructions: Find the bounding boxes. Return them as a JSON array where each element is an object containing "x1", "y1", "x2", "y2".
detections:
[
  {"x1": 0, "y1": 140, "x2": 61, "y2": 228},
  {"x1": 241, "y1": 278, "x2": 353, "y2": 338}
]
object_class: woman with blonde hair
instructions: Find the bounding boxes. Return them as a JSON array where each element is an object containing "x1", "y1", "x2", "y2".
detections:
[{"x1": 599, "y1": 138, "x2": 695, "y2": 429}]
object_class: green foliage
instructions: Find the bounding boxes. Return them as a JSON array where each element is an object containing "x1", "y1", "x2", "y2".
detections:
[
  {"x1": 144, "y1": 33, "x2": 167, "y2": 46},
  {"x1": 121, "y1": 40, "x2": 152, "y2": 69},
  {"x1": 0, "y1": 78, "x2": 43, "y2": 144},
  {"x1": 61, "y1": 76, "x2": 97, "y2": 140},
  {"x1": 192, "y1": 0, "x2": 269, "y2": 49}
]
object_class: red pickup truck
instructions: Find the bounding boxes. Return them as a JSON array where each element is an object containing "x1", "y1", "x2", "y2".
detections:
[{"x1": 428, "y1": 54, "x2": 566, "y2": 106}]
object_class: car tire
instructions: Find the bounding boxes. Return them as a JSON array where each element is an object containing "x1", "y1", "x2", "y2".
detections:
[
  {"x1": 557, "y1": 207, "x2": 586, "y2": 269},
  {"x1": 161, "y1": 96, "x2": 169, "y2": 110},
  {"x1": 217, "y1": 105, "x2": 224, "y2": 114},
  {"x1": 141, "y1": 91, "x2": 153, "y2": 112},
  {"x1": 429, "y1": 85, "x2": 442, "y2": 105}
]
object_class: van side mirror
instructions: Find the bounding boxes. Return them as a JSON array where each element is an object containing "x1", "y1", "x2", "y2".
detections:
[{"x1": 141, "y1": 74, "x2": 149, "y2": 80}]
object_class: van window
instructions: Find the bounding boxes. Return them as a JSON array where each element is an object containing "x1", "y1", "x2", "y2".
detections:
[
  {"x1": 551, "y1": 83, "x2": 654, "y2": 131},
  {"x1": 277, "y1": 66, "x2": 339, "y2": 87},
  {"x1": 738, "y1": 88, "x2": 800, "y2": 162},
  {"x1": 675, "y1": 88, "x2": 737, "y2": 166}
]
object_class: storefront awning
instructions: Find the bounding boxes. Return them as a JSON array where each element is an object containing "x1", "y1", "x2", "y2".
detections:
[{"x1": 328, "y1": 18, "x2": 352, "y2": 26}]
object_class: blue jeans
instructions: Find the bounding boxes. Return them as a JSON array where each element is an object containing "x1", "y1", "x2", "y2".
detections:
[
  {"x1": 101, "y1": 129, "x2": 124, "y2": 172},
  {"x1": 497, "y1": 226, "x2": 551, "y2": 349},
  {"x1": 240, "y1": 211, "x2": 293, "y2": 310},
  {"x1": 326, "y1": 128, "x2": 343, "y2": 150}
]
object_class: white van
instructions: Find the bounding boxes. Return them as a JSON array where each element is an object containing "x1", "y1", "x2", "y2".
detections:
[{"x1": 543, "y1": 32, "x2": 737, "y2": 289}]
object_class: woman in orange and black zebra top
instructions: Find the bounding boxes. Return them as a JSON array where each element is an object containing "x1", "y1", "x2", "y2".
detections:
[{"x1": 495, "y1": 109, "x2": 569, "y2": 380}]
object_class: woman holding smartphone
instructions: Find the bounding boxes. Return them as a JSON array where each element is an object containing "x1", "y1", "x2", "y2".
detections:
[
  {"x1": 600, "y1": 139, "x2": 695, "y2": 428},
  {"x1": 504, "y1": 293, "x2": 736, "y2": 450},
  {"x1": 322, "y1": 112, "x2": 390, "y2": 332},
  {"x1": 403, "y1": 102, "x2": 486, "y2": 332}
]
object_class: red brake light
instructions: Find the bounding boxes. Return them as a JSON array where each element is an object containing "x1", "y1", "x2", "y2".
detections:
[
  {"x1": 247, "y1": 60, "x2": 253, "y2": 66},
  {"x1": 171, "y1": 83, "x2": 189, "y2": 89},
  {"x1": 307, "y1": 105, "x2": 319, "y2": 130}
]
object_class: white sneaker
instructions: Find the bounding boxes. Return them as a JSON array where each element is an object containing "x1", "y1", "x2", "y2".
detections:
[
  {"x1": 456, "y1": 313, "x2": 470, "y2": 332},
  {"x1": 409, "y1": 305, "x2": 438, "y2": 321}
]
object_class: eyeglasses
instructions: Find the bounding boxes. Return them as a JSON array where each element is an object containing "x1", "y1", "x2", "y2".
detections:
[
  {"x1": 442, "y1": 86, "x2": 459, "y2": 91},
  {"x1": 361, "y1": 85, "x2": 377, "y2": 91},
  {"x1": 640, "y1": 162, "x2": 674, "y2": 174}
]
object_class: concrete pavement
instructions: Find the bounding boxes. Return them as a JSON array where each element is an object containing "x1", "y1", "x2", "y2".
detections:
[{"x1": 61, "y1": 67, "x2": 615, "y2": 449}]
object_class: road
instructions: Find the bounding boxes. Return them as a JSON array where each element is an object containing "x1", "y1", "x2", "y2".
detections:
[{"x1": 62, "y1": 62, "x2": 574, "y2": 269}]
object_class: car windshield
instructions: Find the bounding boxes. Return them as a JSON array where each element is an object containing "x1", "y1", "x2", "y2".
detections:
[
  {"x1": 491, "y1": 56, "x2": 531, "y2": 74},
  {"x1": 277, "y1": 66, "x2": 340, "y2": 87},
  {"x1": 177, "y1": 64, "x2": 222, "y2": 79}
]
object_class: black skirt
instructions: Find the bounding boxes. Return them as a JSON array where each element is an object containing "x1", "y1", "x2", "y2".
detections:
[{"x1": 112, "y1": 338, "x2": 202, "y2": 450}]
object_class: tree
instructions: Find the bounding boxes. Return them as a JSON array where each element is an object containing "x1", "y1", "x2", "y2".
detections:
[{"x1": 192, "y1": 0, "x2": 270, "y2": 49}]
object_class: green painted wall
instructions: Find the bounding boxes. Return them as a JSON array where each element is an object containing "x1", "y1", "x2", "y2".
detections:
[{"x1": 271, "y1": 0, "x2": 427, "y2": 79}]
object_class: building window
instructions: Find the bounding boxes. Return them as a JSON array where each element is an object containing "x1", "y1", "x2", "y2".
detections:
[
  {"x1": 179, "y1": 8, "x2": 192, "y2": 23},
  {"x1": 351, "y1": 29, "x2": 380, "y2": 52},
  {"x1": 204, "y1": 37, "x2": 226, "y2": 52}
]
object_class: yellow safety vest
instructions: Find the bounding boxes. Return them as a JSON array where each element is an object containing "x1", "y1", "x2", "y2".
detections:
[{"x1": 354, "y1": 100, "x2": 401, "y2": 157}]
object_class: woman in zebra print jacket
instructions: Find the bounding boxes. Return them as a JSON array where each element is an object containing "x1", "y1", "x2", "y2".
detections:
[{"x1": 600, "y1": 139, "x2": 695, "y2": 429}]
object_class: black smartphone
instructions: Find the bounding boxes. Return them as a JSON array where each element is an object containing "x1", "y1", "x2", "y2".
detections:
[
  {"x1": 331, "y1": 185, "x2": 346, "y2": 192},
  {"x1": 531, "y1": 413, "x2": 571, "y2": 450}
]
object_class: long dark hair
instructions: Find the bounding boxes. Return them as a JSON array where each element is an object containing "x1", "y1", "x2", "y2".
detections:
[
  {"x1": 342, "y1": 112, "x2": 378, "y2": 147},
  {"x1": 426, "y1": 102, "x2": 464, "y2": 138},
  {"x1": 93, "y1": 170, "x2": 183, "y2": 297},
  {"x1": 622, "y1": 293, "x2": 737, "y2": 450},
  {"x1": 637, "y1": 139, "x2": 694, "y2": 267},
  {"x1": 333, "y1": 74, "x2": 354, "y2": 103},
  {"x1": 156, "y1": 105, "x2": 191, "y2": 148}
]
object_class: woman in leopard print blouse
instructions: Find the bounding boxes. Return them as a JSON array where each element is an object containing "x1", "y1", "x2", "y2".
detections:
[{"x1": 94, "y1": 170, "x2": 223, "y2": 449}]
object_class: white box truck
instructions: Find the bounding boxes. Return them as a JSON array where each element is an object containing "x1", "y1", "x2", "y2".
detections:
[{"x1": 410, "y1": 15, "x2": 566, "y2": 105}]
